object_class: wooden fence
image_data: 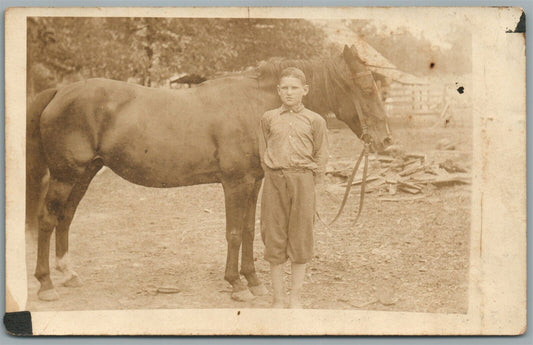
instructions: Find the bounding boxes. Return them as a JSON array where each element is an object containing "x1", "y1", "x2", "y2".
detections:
[{"x1": 384, "y1": 82, "x2": 448, "y2": 117}]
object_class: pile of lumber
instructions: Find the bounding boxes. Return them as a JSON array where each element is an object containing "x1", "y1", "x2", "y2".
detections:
[{"x1": 326, "y1": 153, "x2": 470, "y2": 196}]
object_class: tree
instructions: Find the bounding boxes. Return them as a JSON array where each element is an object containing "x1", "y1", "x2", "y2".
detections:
[{"x1": 27, "y1": 17, "x2": 329, "y2": 94}]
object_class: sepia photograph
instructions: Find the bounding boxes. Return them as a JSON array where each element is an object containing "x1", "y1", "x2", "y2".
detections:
[{"x1": 4, "y1": 6, "x2": 526, "y2": 335}]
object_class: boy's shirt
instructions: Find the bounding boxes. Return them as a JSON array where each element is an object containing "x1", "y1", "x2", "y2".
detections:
[{"x1": 259, "y1": 104, "x2": 328, "y2": 179}]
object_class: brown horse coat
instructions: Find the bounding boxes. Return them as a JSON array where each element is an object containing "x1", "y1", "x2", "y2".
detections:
[{"x1": 40, "y1": 77, "x2": 271, "y2": 186}]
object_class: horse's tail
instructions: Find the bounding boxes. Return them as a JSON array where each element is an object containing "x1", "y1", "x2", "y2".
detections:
[{"x1": 26, "y1": 88, "x2": 57, "y2": 234}]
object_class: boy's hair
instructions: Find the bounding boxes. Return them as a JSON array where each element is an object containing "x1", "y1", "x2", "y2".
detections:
[{"x1": 279, "y1": 67, "x2": 307, "y2": 85}]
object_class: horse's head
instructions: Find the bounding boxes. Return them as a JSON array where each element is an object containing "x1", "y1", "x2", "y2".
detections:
[{"x1": 336, "y1": 45, "x2": 393, "y2": 153}]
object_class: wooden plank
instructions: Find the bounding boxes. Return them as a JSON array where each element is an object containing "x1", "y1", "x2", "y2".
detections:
[
  {"x1": 411, "y1": 174, "x2": 470, "y2": 186},
  {"x1": 390, "y1": 158, "x2": 417, "y2": 170},
  {"x1": 365, "y1": 178, "x2": 387, "y2": 193},
  {"x1": 398, "y1": 185, "x2": 421, "y2": 194},
  {"x1": 431, "y1": 175, "x2": 471, "y2": 186},
  {"x1": 398, "y1": 179, "x2": 423, "y2": 190},
  {"x1": 411, "y1": 177, "x2": 436, "y2": 184},
  {"x1": 376, "y1": 156, "x2": 394, "y2": 163},
  {"x1": 399, "y1": 164, "x2": 425, "y2": 177},
  {"x1": 348, "y1": 175, "x2": 380, "y2": 186},
  {"x1": 405, "y1": 153, "x2": 427, "y2": 162}
]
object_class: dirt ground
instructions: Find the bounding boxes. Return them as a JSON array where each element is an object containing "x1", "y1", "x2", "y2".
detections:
[{"x1": 25, "y1": 113, "x2": 472, "y2": 313}]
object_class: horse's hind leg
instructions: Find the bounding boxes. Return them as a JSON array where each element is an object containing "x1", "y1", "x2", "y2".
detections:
[
  {"x1": 55, "y1": 160, "x2": 103, "y2": 288},
  {"x1": 240, "y1": 178, "x2": 268, "y2": 296},
  {"x1": 35, "y1": 177, "x2": 74, "y2": 301},
  {"x1": 221, "y1": 177, "x2": 257, "y2": 302}
]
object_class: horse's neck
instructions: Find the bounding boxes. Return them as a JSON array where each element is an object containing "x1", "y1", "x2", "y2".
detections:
[
  {"x1": 305, "y1": 80, "x2": 335, "y2": 117},
  {"x1": 304, "y1": 92, "x2": 330, "y2": 117}
]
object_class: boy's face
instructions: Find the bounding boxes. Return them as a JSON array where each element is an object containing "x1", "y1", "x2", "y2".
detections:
[{"x1": 277, "y1": 76, "x2": 309, "y2": 108}]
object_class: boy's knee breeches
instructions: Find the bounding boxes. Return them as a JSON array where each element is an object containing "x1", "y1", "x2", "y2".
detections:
[{"x1": 260, "y1": 168, "x2": 315, "y2": 265}]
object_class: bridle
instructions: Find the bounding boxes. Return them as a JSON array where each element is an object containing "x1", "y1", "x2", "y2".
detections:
[
  {"x1": 352, "y1": 70, "x2": 392, "y2": 139},
  {"x1": 316, "y1": 69, "x2": 391, "y2": 227}
]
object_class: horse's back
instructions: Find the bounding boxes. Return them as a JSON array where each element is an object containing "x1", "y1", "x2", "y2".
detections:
[{"x1": 39, "y1": 78, "x2": 266, "y2": 186}]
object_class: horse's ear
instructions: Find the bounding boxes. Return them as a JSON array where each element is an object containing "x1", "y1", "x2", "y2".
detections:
[
  {"x1": 343, "y1": 45, "x2": 364, "y2": 64},
  {"x1": 343, "y1": 45, "x2": 365, "y2": 73},
  {"x1": 343, "y1": 45, "x2": 354, "y2": 63}
]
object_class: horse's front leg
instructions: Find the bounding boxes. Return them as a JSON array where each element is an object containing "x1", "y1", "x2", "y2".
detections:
[
  {"x1": 221, "y1": 178, "x2": 255, "y2": 301},
  {"x1": 240, "y1": 178, "x2": 268, "y2": 296}
]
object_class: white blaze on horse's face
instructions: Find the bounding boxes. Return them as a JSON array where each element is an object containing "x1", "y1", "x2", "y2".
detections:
[{"x1": 277, "y1": 77, "x2": 309, "y2": 108}]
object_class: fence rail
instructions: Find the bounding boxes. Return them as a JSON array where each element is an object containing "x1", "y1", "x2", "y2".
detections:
[{"x1": 384, "y1": 82, "x2": 449, "y2": 117}]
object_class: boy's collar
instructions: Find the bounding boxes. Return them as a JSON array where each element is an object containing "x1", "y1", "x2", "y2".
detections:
[{"x1": 280, "y1": 103, "x2": 305, "y2": 113}]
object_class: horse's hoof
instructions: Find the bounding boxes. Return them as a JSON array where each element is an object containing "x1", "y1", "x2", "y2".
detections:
[
  {"x1": 249, "y1": 283, "x2": 268, "y2": 296},
  {"x1": 231, "y1": 288, "x2": 255, "y2": 302},
  {"x1": 62, "y1": 274, "x2": 82, "y2": 287},
  {"x1": 38, "y1": 288, "x2": 59, "y2": 301}
]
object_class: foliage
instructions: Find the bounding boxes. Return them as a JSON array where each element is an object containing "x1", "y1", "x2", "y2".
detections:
[
  {"x1": 348, "y1": 20, "x2": 472, "y2": 76},
  {"x1": 27, "y1": 17, "x2": 329, "y2": 89}
]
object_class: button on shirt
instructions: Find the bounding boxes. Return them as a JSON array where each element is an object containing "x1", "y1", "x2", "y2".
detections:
[{"x1": 260, "y1": 104, "x2": 328, "y2": 177}]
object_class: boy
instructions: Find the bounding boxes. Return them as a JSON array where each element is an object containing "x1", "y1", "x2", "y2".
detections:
[{"x1": 259, "y1": 67, "x2": 328, "y2": 308}]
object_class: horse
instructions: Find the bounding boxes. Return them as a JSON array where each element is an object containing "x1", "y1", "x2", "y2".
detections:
[{"x1": 26, "y1": 45, "x2": 393, "y2": 302}]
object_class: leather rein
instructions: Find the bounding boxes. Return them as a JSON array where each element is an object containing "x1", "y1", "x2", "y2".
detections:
[{"x1": 316, "y1": 69, "x2": 388, "y2": 227}]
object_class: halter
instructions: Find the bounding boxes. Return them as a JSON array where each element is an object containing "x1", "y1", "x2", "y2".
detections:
[
  {"x1": 352, "y1": 70, "x2": 392, "y2": 133},
  {"x1": 316, "y1": 68, "x2": 391, "y2": 227}
]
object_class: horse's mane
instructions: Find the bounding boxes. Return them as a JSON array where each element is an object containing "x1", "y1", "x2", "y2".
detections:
[{"x1": 254, "y1": 57, "x2": 355, "y2": 114}]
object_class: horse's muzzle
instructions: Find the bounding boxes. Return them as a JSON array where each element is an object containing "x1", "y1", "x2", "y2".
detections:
[{"x1": 372, "y1": 136, "x2": 393, "y2": 155}]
